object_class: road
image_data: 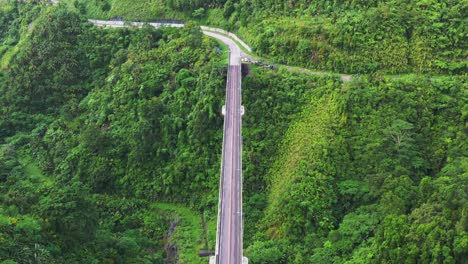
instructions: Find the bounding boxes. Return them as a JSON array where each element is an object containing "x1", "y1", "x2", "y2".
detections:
[
  {"x1": 205, "y1": 32, "x2": 244, "y2": 264},
  {"x1": 88, "y1": 20, "x2": 246, "y2": 263},
  {"x1": 202, "y1": 30, "x2": 245, "y2": 264}
]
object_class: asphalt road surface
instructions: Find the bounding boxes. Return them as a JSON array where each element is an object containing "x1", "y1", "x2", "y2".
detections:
[
  {"x1": 205, "y1": 31, "x2": 244, "y2": 264},
  {"x1": 216, "y1": 62, "x2": 243, "y2": 264}
]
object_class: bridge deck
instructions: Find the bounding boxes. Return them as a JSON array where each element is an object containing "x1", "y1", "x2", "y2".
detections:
[{"x1": 216, "y1": 64, "x2": 243, "y2": 264}]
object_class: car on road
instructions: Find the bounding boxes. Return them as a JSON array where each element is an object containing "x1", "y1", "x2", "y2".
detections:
[{"x1": 241, "y1": 57, "x2": 250, "y2": 63}]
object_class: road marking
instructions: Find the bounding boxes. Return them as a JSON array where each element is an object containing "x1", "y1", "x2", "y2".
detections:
[{"x1": 227, "y1": 66, "x2": 234, "y2": 264}]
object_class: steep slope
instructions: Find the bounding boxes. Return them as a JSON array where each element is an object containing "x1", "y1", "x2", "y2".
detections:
[
  {"x1": 0, "y1": 4, "x2": 226, "y2": 262},
  {"x1": 63, "y1": 0, "x2": 467, "y2": 74},
  {"x1": 246, "y1": 76, "x2": 467, "y2": 263}
]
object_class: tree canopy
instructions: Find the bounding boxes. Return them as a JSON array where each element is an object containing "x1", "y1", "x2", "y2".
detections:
[{"x1": 0, "y1": 1, "x2": 466, "y2": 263}]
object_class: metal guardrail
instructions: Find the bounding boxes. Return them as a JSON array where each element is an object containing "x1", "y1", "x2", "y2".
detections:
[
  {"x1": 88, "y1": 19, "x2": 184, "y2": 28},
  {"x1": 238, "y1": 64, "x2": 244, "y2": 263},
  {"x1": 214, "y1": 50, "x2": 231, "y2": 263}
]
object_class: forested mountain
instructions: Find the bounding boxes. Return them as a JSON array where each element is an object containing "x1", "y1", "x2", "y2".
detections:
[
  {"x1": 235, "y1": 0, "x2": 466, "y2": 74},
  {"x1": 65, "y1": 0, "x2": 466, "y2": 74},
  {"x1": 1, "y1": 2, "x2": 225, "y2": 262},
  {"x1": 0, "y1": 0, "x2": 466, "y2": 263}
]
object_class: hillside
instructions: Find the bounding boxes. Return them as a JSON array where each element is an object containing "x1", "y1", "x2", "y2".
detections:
[
  {"x1": 0, "y1": 1, "x2": 466, "y2": 263},
  {"x1": 63, "y1": 0, "x2": 467, "y2": 74},
  {"x1": 1, "y1": 2, "x2": 225, "y2": 262}
]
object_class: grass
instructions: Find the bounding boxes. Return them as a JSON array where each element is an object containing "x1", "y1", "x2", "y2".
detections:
[
  {"x1": 205, "y1": 213, "x2": 217, "y2": 252},
  {"x1": 108, "y1": 0, "x2": 166, "y2": 21},
  {"x1": 265, "y1": 94, "x2": 341, "y2": 237},
  {"x1": 0, "y1": 45, "x2": 19, "y2": 69},
  {"x1": 382, "y1": 73, "x2": 455, "y2": 80},
  {"x1": 151, "y1": 203, "x2": 215, "y2": 264},
  {"x1": 281, "y1": 64, "x2": 351, "y2": 81},
  {"x1": 60, "y1": 0, "x2": 110, "y2": 19},
  {"x1": 62, "y1": 0, "x2": 177, "y2": 21}
]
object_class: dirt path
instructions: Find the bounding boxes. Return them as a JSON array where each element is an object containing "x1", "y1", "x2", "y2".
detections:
[
  {"x1": 283, "y1": 65, "x2": 352, "y2": 81},
  {"x1": 165, "y1": 219, "x2": 180, "y2": 264}
]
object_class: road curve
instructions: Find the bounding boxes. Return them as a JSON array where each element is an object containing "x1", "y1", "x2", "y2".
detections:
[
  {"x1": 40, "y1": 0, "x2": 351, "y2": 81},
  {"x1": 203, "y1": 31, "x2": 242, "y2": 65}
]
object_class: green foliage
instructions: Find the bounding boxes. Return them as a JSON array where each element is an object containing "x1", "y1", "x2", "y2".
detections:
[
  {"x1": 39, "y1": 179, "x2": 98, "y2": 248},
  {"x1": 242, "y1": 68, "x2": 335, "y2": 244},
  {"x1": 63, "y1": 0, "x2": 466, "y2": 74},
  {"x1": 107, "y1": 0, "x2": 165, "y2": 20},
  {"x1": 264, "y1": 87, "x2": 347, "y2": 241},
  {"x1": 0, "y1": 1, "x2": 43, "y2": 69},
  {"x1": 151, "y1": 203, "x2": 208, "y2": 263},
  {"x1": 7, "y1": 8, "x2": 88, "y2": 113},
  {"x1": 246, "y1": 239, "x2": 288, "y2": 264},
  {"x1": 237, "y1": 0, "x2": 466, "y2": 74},
  {"x1": 246, "y1": 75, "x2": 465, "y2": 263},
  {"x1": 0, "y1": 1, "x2": 465, "y2": 263},
  {"x1": 0, "y1": 2, "x2": 223, "y2": 262},
  {"x1": 64, "y1": 0, "x2": 228, "y2": 21},
  {"x1": 167, "y1": 0, "x2": 226, "y2": 12}
]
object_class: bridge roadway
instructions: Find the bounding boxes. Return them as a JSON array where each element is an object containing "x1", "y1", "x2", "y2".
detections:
[
  {"x1": 197, "y1": 30, "x2": 246, "y2": 264},
  {"x1": 217, "y1": 64, "x2": 243, "y2": 264},
  {"x1": 88, "y1": 20, "x2": 247, "y2": 264},
  {"x1": 205, "y1": 32, "x2": 244, "y2": 264}
]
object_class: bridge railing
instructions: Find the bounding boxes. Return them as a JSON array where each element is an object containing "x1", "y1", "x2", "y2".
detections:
[
  {"x1": 214, "y1": 50, "x2": 232, "y2": 263},
  {"x1": 238, "y1": 64, "x2": 244, "y2": 261},
  {"x1": 88, "y1": 19, "x2": 184, "y2": 29}
]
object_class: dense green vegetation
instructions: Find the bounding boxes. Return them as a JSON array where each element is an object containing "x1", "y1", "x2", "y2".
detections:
[
  {"x1": 0, "y1": 2, "x2": 225, "y2": 262},
  {"x1": 245, "y1": 74, "x2": 467, "y2": 263},
  {"x1": 64, "y1": 0, "x2": 466, "y2": 74},
  {"x1": 0, "y1": 1, "x2": 466, "y2": 263},
  {"x1": 236, "y1": 0, "x2": 467, "y2": 74}
]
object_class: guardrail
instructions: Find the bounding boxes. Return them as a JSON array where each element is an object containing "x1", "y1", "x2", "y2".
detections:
[
  {"x1": 239, "y1": 65, "x2": 244, "y2": 263},
  {"x1": 214, "y1": 50, "x2": 231, "y2": 263},
  {"x1": 201, "y1": 26, "x2": 252, "y2": 53},
  {"x1": 88, "y1": 19, "x2": 184, "y2": 29}
]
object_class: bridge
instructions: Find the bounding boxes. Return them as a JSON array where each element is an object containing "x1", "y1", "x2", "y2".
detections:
[
  {"x1": 203, "y1": 31, "x2": 248, "y2": 264},
  {"x1": 88, "y1": 20, "x2": 249, "y2": 264}
]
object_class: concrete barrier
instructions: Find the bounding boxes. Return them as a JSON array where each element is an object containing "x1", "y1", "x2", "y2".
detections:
[{"x1": 88, "y1": 19, "x2": 184, "y2": 29}]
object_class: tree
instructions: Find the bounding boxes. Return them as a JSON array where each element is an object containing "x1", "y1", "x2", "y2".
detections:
[
  {"x1": 0, "y1": 144, "x2": 20, "y2": 183},
  {"x1": 247, "y1": 240, "x2": 287, "y2": 264},
  {"x1": 223, "y1": 0, "x2": 235, "y2": 18},
  {"x1": 192, "y1": 7, "x2": 205, "y2": 18},
  {"x1": 38, "y1": 179, "x2": 98, "y2": 249},
  {"x1": 384, "y1": 119, "x2": 414, "y2": 152}
]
